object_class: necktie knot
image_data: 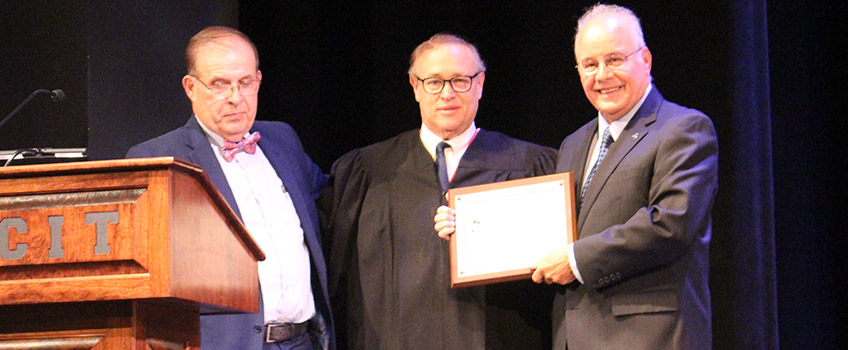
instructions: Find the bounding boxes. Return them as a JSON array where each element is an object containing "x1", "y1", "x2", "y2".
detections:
[
  {"x1": 221, "y1": 131, "x2": 261, "y2": 162},
  {"x1": 436, "y1": 141, "x2": 451, "y2": 154}
]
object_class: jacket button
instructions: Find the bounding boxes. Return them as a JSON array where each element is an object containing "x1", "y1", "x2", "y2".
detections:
[{"x1": 253, "y1": 324, "x2": 262, "y2": 333}]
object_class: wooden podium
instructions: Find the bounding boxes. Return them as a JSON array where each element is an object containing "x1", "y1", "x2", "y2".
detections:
[{"x1": 0, "y1": 158, "x2": 265, "y2": 349}]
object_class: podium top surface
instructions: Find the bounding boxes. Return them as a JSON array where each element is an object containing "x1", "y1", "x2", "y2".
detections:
[
  {"x1": 0, "y1": 156, "x2": 197, "y2": 178},
  {"x1": 0, "y1": 157, "x2": 264, "y2": 261}
]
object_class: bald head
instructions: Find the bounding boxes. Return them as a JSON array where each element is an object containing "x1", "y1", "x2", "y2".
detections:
[
  {"x1": 185, "y1": 26, "x2": 260, "y2": 75},
  {"x1": 575, "y1": 4, "x2": 645, "y2": 50}
]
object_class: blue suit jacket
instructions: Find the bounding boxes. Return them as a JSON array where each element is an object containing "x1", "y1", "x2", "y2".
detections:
[{"x1": 127, "y1": 117, "x2": 334, "y2": 350}]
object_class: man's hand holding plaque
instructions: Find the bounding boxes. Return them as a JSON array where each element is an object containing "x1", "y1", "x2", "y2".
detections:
[{"x1": 435, "y1": 172, "x2": 577, "y2": 288}]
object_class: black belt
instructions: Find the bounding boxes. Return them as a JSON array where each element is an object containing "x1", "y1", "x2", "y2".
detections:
[{"x1": 265, "y1": 320, "x2": 310, "y2": 343}]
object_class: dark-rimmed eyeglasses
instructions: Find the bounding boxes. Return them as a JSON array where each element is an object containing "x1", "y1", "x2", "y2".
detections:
[
  {"x1": 190, "y1": 75, "x2": 261, "y2": 98},
  {"x1": 576, "y1": 47, "x2": 644, "y2": 76},
  {"x1": 415, "y1": 71, "x2": 483, "y2": 94}
]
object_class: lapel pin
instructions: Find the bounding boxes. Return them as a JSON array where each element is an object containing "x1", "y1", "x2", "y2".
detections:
[{"x1": 631, "y1": 133, "x2": 639, "y2": 140}]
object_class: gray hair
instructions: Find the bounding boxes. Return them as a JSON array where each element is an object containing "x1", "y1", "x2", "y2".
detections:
[
  {"x1": 576, "y1": 4, "x2": 646, "y2": 48},
  {"x1": 408, "y1": 33, "x2": 486, "y2": 76}
]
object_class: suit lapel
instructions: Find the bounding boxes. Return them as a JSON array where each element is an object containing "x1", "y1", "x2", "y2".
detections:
[
  {"x1": 254, "y1": 128, "x2": 302, "y2": 211},
  {"x1": 181, "y1": 117, "x2": 242, "y2": 219},
  {"x1": 577, "y1": 89, "x2": 662, "y2": 232},
  {"x1": 254, "y1": 125, "x2": 311, "y2": 223},
  {"x1": 571, "y1": 121, "x2": 598, "y2": 203}
]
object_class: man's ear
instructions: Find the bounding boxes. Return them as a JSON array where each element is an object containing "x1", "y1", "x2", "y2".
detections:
[
  {"x1": 475, "y1": 72, "x2": 485, "y2": 100},
  {"x1": 182, "y1": 75, "x2": 195, "y2": 99},
  {"x1": 410, "y1": 74, "x2": 422, "y2": 102},
  {"x1": 640, "y1": 48, "x2": 653, "y2": 74}
]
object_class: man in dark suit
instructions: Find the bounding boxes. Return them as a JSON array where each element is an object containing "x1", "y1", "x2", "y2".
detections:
[
  {"x1": 127, "y1": 26, "x2": 333, "y2": 350},
  {"x1": 436, "y1": 4, "x2": 716, "y2": 349},
  {"x1": 530, "y1": 4, "x2": 718, "y2": 349}
]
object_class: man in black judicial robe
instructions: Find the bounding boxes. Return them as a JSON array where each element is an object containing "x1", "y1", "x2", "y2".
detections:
[{"x1": 325, "y1": 34, "x2": 556, "y2": 349}]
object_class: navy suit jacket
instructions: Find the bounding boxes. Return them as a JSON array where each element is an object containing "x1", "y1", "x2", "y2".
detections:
[
  {"x1": 127, "y1": 117, "x2": 334, "y2": 350},
  {"x1": 553, "y1": 87, "x2": 718, "y2": 349}
]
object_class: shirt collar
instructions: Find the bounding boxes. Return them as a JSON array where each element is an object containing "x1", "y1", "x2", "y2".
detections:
[
  {"x1": 420, "y1": 121, "x2": 478, "y2": 159},
  {"x1": 597, "y1": 84, "x2": 652, "y2": 141},
  {"x1": 194, "y1": 114, "x2": 251, "y2": 148}
]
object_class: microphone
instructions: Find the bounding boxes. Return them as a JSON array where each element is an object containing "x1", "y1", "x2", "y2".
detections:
[
  {"x1": 50, "y1": 89, "x2": 65, "y2": 102},
  {"x1": 0, "y1": 88, "x2": 65, "y2": 130}
]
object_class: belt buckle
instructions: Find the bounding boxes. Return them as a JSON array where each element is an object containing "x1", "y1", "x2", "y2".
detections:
[
  {"x1": 264, "y1": 323, "x2": 274, "y2": 343},
  {"x1": 265, "y1": 319, "x2": 313, "y2": 343},
  {"x1": 265, "y1": 323, "x2": 291, "y2": 343}
]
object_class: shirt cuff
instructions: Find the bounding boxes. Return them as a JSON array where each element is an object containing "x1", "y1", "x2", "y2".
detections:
[{"x1": 567, "y1": 242, "x2": 584, "y2": 284}]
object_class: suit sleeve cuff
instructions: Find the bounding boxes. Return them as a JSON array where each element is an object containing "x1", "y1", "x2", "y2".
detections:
[{"x1": 567, "y1": 242, "x2": 584, "y2": 284}]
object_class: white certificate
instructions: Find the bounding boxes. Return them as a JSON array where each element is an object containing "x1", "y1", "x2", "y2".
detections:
[{"x1": 447, "y1": 172, "x2": 576, "y2": 288}]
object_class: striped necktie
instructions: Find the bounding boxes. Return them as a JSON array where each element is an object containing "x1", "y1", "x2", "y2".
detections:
[{"x1": 580, "y1": 127, "x2": 613, "y2": 208}]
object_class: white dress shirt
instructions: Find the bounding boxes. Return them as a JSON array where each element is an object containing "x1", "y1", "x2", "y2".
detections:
[
  {"x1": 420, "y1": 122, "x2": 480, "y2": 182},
  {"x1": 197, "y1": 117, "x2": 315, "y2": 324}
]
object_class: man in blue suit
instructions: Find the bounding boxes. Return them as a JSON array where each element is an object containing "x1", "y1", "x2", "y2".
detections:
[{"x1": 127, "y1": 26, "x2": 333, "y2": 350}]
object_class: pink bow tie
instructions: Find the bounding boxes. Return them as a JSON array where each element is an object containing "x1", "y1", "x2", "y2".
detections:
[{"x1": 221, "y1": 131, "x2": 261, "y2": 162}]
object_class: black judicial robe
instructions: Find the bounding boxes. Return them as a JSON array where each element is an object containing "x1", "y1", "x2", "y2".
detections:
[{"x1": 326, "y1": 129, "x2": 556, "y2": 349}]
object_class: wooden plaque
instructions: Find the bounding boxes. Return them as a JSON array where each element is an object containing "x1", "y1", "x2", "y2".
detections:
[{"x1": 447, "y1": 172, "x2": 577, "y2": 288}]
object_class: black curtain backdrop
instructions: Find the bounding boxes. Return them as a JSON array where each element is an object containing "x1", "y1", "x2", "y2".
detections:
[
  {"x1": 0, "y1": 1, "x2": 87, "y2": 150},
  {"x1": 3, "y1": 0, "x2": 846, "y2": 348},
  {"x1": 710, "y1": 1, "x2": 778, "y2": 348},
  {"x1": 768, "y1": 2, "x2": 848, "y2": 349}
]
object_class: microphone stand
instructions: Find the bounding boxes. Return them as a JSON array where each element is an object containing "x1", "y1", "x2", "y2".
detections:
[
  {"x1": 1, "y1": 89, "x2": 66, "y2": 166},
  {"x1": 0, "y1": 89, "x2": 64, "y2": 130}
]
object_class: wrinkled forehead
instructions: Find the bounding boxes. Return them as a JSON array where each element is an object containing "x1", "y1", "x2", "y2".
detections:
[
  {"x1": 193, "y1": 36, "x2": 258, "y2": 73},
  {"x1": 574, "y1": 16, "x2": 638, "y2": 60}
]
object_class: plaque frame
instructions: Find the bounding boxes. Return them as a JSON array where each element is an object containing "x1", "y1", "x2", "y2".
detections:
[{"x1": 447, "y1": 172, "x2": 577, "y2": 288}]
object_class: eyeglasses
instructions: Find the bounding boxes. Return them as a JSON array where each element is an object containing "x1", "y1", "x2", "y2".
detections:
[
  {"x1": 415, "y1": 71, "x2": 483, "y2": 94},
  {"x1": 190, "y1": 75, "x2": 261, "y2": 98},
  {"x1": 576, "y1": 47, "x2": 644, "y2": 76}
]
